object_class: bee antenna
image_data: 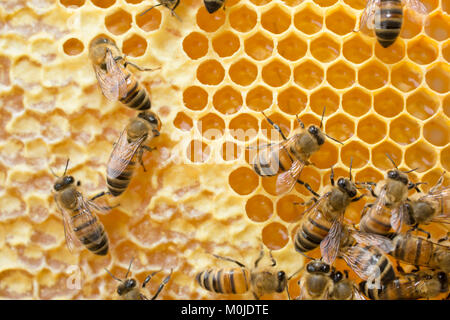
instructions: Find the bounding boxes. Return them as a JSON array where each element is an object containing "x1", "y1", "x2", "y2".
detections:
[
  {"x1": 402, "y1": 167, "x2": 419, "y2": 174},
  {"x1": 125, "y1": 257, "x2": 135, "y2": 279},
  {"x1": 325, "y1": 133, "x2": 344, "y2": 145},
  {"x1": 295, "y1": 114, "x2": 305, "y2": 129},
  {"x1": 288, "y1": 265, "x2": 305, "y2": 281},
  {"x1": 140, "y1": 3, "x2": 162, "y2": 16},
  {"x1": 105, "y1": 268, "x2": 123, "y2": 283},
  {"x1": 349, "y1": 157, "x2": 353, "y2": 181},
  {"x1": 385, "y1": 153, "x2": 398, "y2": 169},
  {"x1": 49, "y1": 165, "x2": 59, "y2": 178},
  {"x1": 320, "y1": 106, "x2": 326, "y2": 129}
]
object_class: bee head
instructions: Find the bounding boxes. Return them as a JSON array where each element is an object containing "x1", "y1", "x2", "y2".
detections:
[
  {"x1": 275, "y1": 270, "x2": 287, "y2": 293},
  {"x1": 331, "y1": 271, "x2": 343, "y2": 283},
  {"x1": 337, "y1": 178, "x2": 357, "y2": 198},
  {"x1": 138, "y1": 111, "x2": 161, "y2": 136},
  {"x1": 387, "y1": 169, "x2": 409, "y2": 185},
  {"x1": 307, "y1": 125, "x2": 325, "y2": 146},
  {"x1": 117, "y1": 278, "x2": 137, "y2": 296},
  {"x1": 306, "y1": 261, "x2": 331, "y2": 274},
  {"x1": 88, "y1": 36, "x2": 117, "y2": 64},
  {"x1": 53, "y1": 175, "x2": 75, "y2": 191}
]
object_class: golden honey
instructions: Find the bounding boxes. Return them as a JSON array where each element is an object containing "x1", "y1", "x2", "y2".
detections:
[{"x1": 0, "y1": 0, "x2": 448, "y2": 300}]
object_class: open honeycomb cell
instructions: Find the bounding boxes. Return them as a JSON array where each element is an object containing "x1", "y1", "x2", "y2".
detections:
[{"x1": 0, "y1": 0, "x2": 448, "y2": 301}]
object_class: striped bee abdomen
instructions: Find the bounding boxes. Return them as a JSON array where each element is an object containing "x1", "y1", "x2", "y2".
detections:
[
  {"x1": 106, "y1": 155, "x2": 137, "y2": 197},
  {"x1": 359, "y1": 206, "x2": 392, "y2": 235},
  {"x1": 196, "y1": 267, "x2": 251, "y2": 294},
  {"x1": 392, "y1": 235, "x2": 436, "y2": 268},
  {"x1": 374, "y1": 0, "x2": 403, "y2": 48},
  {"x1": 356, "y1": 244, "x2": 396, "y2": 285},
  {"x1": 253, "y1": 145, "x2": 293, "y2": 177},
  {"x1": 204, "y1": 0, "x2": 225, "y2": 13},
  {"x1": 294, "y1": 211, "x2": 332, "y2": 253},
  {"x1": 119, "y1": 73, "x2": 151, "y2": 111},
  {"x1": 71, "y1": 210, "x2": 109, "y2": 256}
]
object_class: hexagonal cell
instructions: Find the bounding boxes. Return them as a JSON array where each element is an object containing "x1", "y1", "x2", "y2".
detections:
[
  {"x1": 276, "y1": 195, "x2": 303, "y2": 223},
  {"x1": 197, "y1": 59, "x2": 225, "y2": 85},
  {"x1": 277, "y1": 33, "x2": 307, "y2": 62},
  {"x1": 244, "y1": 32, "x2": 273, "y2": 61},
  {"x1": 122, "y1": 34, "x2": 147, "y2": 57},
  {"x1": 421, "y1": 0, "x2": 439, "y2": 12},
  {"x1": 357, "y1": 115, "x2": 387, "y2": 144},
  {"x1": 91, "y1": 0, "x2": 115, "y2": 8},
  {"x1": 60, "y1": 0, "x2": 85, "y2": 7},
  {"x1": 262, "y1": 222, "x2": 289, "y2": 250},
  {"x1": 246, "y1": 195, "x2": 273, "y2": 222},
  {"x1": 277, "y1": 87, "x2": 307, "y2": 115},
  {"x1": 425, "y1": 62, "x2": 450, "y2": 94},
  {"x1": 221, "y1": 141, "x2": 241, "y2": 161},
  {"x1": 310, "y1": 34, "x2": 340, "y2": 63},
  {"x1": 325, "y1": 8, "x2": 355, "y2": 35},
  {"x1": 358, "y1": 61, "x2": 388, "y2": 90},
  {"x1": 421, "y1": 169, "x2": 450, "y2": 194},
  {"x1": 340, "y1": 141, "x2": 370, "y2": 169},
  {"x1": 342, "y1": 35, "x2": 372, "y2": 64},
  {"x1": 260, "y1": 112, "x2": 291, "y2": 142},
  {"x1": 425, "y1": 12, "x2": 450, "y2": 41},
  {"x1": 407, "y1": 36, "x2": 438, "y2": 65},
  {"x1": 183, "y1": 32, "x2": 208, "y2": 60},
  {"x1": 198, "y1": 113, "x2": 225, "y2": 141},
  {"x1": 373, "y1": 88, "x2": 404, "y2": 118},
  {"x1": 246, "y1": 86, "x2": 272, "y2": 112},
  {"x1": 229, "y1": 166, "x2": 259, "y2": 195},
  {"x1": 375, "y1": 40, "x2": 405, "y2": 64},
  {"x1": 400, "y1": 10, "x2": 423, "y2": 39},
  {"x1": 229, "y1": 5, "x2": 257, "y2": 33},
  {"x1": 261, "y1": 5, "x2": 291, "y2": 34},
  {"x1": 173, "y1": 112, "x2": 193, "y2": 131},
  {"x1": 443, "y1": 40, "x2": 450, "y2": 62},
  {"x1": 441, "y1": 146, "x2": 450, "y2": 171},
  {"x1": 183, "y1": 86, "x2": 208, "y2": 111},
  {"x1": 423, "y1": 115, "x2": 449, "y2": 147},
  {"x1": 325, "y1": 113, "x2": 355, "y2": 142},
  {"x1": 105, "y1": 9, "x2": 132, "y2": 35},
  {"x1": 405, "y1": 141, "x2": 437, "y2": 172},
  {"x1": 310, "y1": 87, "x2": 339, "y2": 115},
  {"x1": 314, "y1": 0, "x2": 337, "y2": 7},
  {"x1": 342, "y1": 87, "x2": 371, "y2": 117},
  {"x1": 391, "y1": 62, "x2": 423, "y2": 92},
  {"x1": 229, "y1": 113, "x2": 259, "y2": 142},
  {"x1": 371, "y1": 141, "x2": 403, "y2": 170},
  {"x1": 406, "y1": 89, "x2": 439, "y2": 120},
  {"x1": 62, "y1": 38, "x2": 84, "y2": 56},
  {"x1": 196, "y1": 6, "x2": 225, "y2": 33},
  {"x1": 294, "y1": 6, "x2": 323, "y2": 35},
  {"x1": 213, "y1": 31, "x2": 240, "y2": 57},
  {"x1": 293, "y1": 60, "x2": 324, "y2": 90},
  {"x1": 229, "y1": 58, "x2": 258, "y2": 86},
  {"x1": 310, "y1": 141, "x2": 339, "y2": 169},
  {"x1": 186, "y1": 139, "x2": 210, "y2": 163},
  {"x1": 135, "y1": 8, "x2": 161, "y2": 32},
  {"x1": 355, "y1": 167, "x2": 384, "y2": 185},
  {"x1": 389, "y1": 115, "x2": 420, "y2": 145},
  {"x1": 213, "y1": 86, "x2": 242, "y2": 114},
  {"x1": 261, "y1": 60, "x2": 290, "y2": 87},
  {"x1": 326, "y1": 61, "x2": 355, "y2": 89}
]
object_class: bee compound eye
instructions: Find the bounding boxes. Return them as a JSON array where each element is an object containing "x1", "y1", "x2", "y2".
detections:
[
  {"x1": 321, "y1": 264, "x2": 330, "y2": 273},
  {"x1": 277, "y1": 271, "x2": 286, "y2": 281},
  {"x1": 54, "y1": 183, "x2": 62, "y2": 191},
  {"x1": 306, "y1": 263, "x2": 315, "y2": 273}
]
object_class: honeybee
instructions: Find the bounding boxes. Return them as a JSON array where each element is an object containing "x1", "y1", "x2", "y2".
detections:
[
  {"x1": 250, "y1": 108, "x2": 343, "y2": 195},
  {"x1": 140, "y1": 0, "x2": 181, "y2": 20},
  {"x1": 359, "y1": 270, "x2": 449, "y2": 300},
  {"x1": 357, "y1": 0, "x2": 427, "y2": 48},
  {"x1": 339, "y1": 243, "x2": 396, "y2": 289},
  {"x1": 204, "y1": 0, "x2": 225, "y2": 13},
  {"x1": 354, "y1": 231, "x2": 450, "y2": 273},
  {"x1": 89, "y1": 37, "x2": 157, "y2": 111},
  {"x1": 294, "y1": 160, "x2": 364, "y2": 265},
  {"x1": 105, "y1": 111, "x2": 161, "y2": 197},
  {"x1": 402, "y1": 172, "x2": 450, "y2": 229},
  {"x1": 330, "y1": 269, "x2": 366, "y2": 300},
  {"x1": 196, "y1": 246, "x2": 289, "y2": 300},
  {"x1": 52, "y1": 159, "x2": 110, "y2": 256},
  {"x1": 105, "y1": 258, "x2": 172, "y2": 300},
  {"x1": 358, "y1": 153, "x2": 421, "y2": 235}
]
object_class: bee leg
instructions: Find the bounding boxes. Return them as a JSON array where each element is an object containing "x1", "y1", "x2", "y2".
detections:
[
  {"x1": 89, "y1": 191, "x2": 112, "y2": 202},
  {"x1": 137, "y1": 147, "x2": 147, "y2": 172},
  {"x1": 437, "y1": 232, "x2": 449, "y2": 243},
  {"x1": 412, "y1": 224, "x2": 431, "y2": 240},
  {"x1": 142, "y1": 270, "x2": 161, "y2": 288},
  {"x1": 296, "y1": 179, "x2": 320, "y2": 198},
  {"x1": 252, "y1": 292, "x2": 260, "y2": 300},
  {"x1": 172, "y1": 0, "x2": 181, "y2": 10},
  {"x1": 396, "y1": 261, "x2": 406, "y2": 275},
  {"x1": 411, "y1": 265, "x2": 420, "y2": 273},
  {"x1": 261, "y1": 111, "x2": 288, "y2": 141},
  {"x1": 124, "y1": 61, "x2": 160, "y2": 72},
  {"x1": 361, "y1": 203, "x2": 373, "y2": 218},
  {"x1": 212, "y1": 254, "x2": 247, "y2": 268},
  {"x1": 430, "y1": 172, "x2": 446, "y2": 194},
  {"x1": 150, "y1": 270, "x2": 172, "y2": 300},
  {"x1": 298, "y1": 251, "x2": 315, "y2": 261},
  {"x1": 351, "y1": 194, "x2": 365, "y2": 202},
  {"x1": 254, "y1": 244, "x2": 266, "y2": 268},
  {"x1": 268, "y1": 250, "x2": 276, "y2": 267},
  {"x1": 407, "y1": 181, "x2": 427, "y2": 193},
  {"x1": 139, "y1": 293, "x2": 149, "y2": 300},
  {"x1": 330, "y1": 166, "x2": 335, "y2": 186}
]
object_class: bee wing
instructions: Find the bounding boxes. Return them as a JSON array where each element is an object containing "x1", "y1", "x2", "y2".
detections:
[
  {"x1": 403, "y1": 0, "x2": 427, "y2": 15},
  {"x1": 320, "y1": 215, "x2": 344, "y2": 265},
  {"x1": 75, "y1": 192, "x2": 105, "y2": 247},
  {"x1": 54, "y1": 194, "x2": 83, "y2": 253},
  {"x1": 359, "y1": 0, "x2": 381, "y2": 31},
  {"x1": 107, "y1": 129, "x2": 146, "y2": 179},
  {"x1": 340, "y1": 246, "x2": 377, "y2": 281},
  {"x1": 390, "y1": 203, "x2": 407, "y2": 233},
  {"x1": 350, "y1": 230, "x2": 395, "y2": 254},
  {"x1": 276, "y1": 160, "x2": 305, "y2": 195},
  {"x1": 419, "y1": 188, "x2": 450, "y2": 224},
  {"x1": 94, "y1": 50, "x2": 128, "y2": 101},
  {"x1": 298, "y1": 192, "x2": 331, "y2": 221},
  {"x1": 371, "y1": 186, "x2": 388, "y2": 217}
]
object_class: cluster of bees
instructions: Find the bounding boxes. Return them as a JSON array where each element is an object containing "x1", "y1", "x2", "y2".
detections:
[{"x1": 48, "y1": 0, "x2": 448, "y2": 300}]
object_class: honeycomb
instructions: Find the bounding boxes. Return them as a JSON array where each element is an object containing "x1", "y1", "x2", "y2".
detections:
[{"x1": 0, "y1": 0, "x2": 449, "y2": 300}]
